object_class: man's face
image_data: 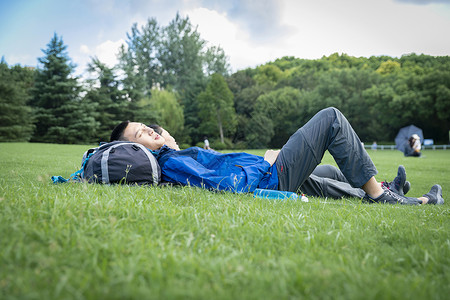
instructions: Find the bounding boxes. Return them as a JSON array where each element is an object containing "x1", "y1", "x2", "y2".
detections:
[{"x1": 123, "y1": 122, "x2": 166, "y2": 150}]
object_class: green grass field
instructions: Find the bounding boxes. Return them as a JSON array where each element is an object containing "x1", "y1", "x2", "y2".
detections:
[{"x1": 1, "y1": 143, "x2": 449, "y2": 300}]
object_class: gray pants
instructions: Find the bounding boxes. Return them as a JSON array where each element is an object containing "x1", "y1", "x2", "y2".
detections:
[
  {"x1": 404, "y1": 147, "x2": 421, "y2": 157},
  {"x1": 306, "y1": 165, "x2": 365, "y2": 199},
  {"x1": 276, "y1": 107, "x2": 377, "y2": 198}
]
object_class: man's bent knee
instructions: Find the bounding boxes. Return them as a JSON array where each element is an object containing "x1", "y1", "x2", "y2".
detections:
[{"x1": 322, "y1": 107, "x2": 341, "y2": 117}]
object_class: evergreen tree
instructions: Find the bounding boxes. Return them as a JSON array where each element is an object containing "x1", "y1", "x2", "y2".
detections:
[
  {"x1": 117, "y1": 44, "x2": 146, "y2": 104},
  {"x1": 159, "y1": 13, "x2": 205, "y2": 92},
  {"x1": 85, "y1": 57, "x2": 127, "y2": 141},
  {"x1": 31, "y1": 33, "x2": 95, "y2": 144},
  {"x1": 203, "y1": 45, "x2": 230, "y2": 77},
  {"x1": 121, "y1": 19, "x2": 161, "y2": 96},
  {"x1": 118, "y1": 13, "x2": 232, "y2": 144},
  {"x1": 0, "y1": 58, "x2": 35, "y2": 141},
  {"x1": 159, "y1": 13, "x2": 207, "y2": 142}
]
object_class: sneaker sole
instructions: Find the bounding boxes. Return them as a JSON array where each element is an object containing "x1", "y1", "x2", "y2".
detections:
[
  {"x1": 426, "y1": 184, "x2": 444, "y2": 205},
  {"x1": 435, "y1": 185, "x2": 444, "y2": 205}
]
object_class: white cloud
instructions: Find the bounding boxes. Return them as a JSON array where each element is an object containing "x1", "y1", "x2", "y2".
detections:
[
  {"x1": 394, "y1": 0, "x2": 450, "y2": 4},
  {"x1": 71, "y1": 39, "x2": 126, "y2": 78},
  {"x1": 94, "y1": 39, "x2": 126, "y2": 68},
  {"x1": 197, "y1": 0, "x2": 292, "y2": 44},
  {"x1": 2, "y1": 0, "x2": 450, "y2": 76},
  {"x1": 80, "y1": 44, "x2": 90, "y2": 54},
  {"x1": 184, "y1": 0, "x2": 450, "y2": 71},
  {"x1": 265, "y1": 0, "x2": 450, "y2": 59},
  {"x1": 184, "y1": 7, "x2": 290, "y2": 71},
  {"x1": 22, "y1": 0, "x2": 450, "y2": 78},
  {"x1": 5, "y1": 54, "x2": 35, "y2": 67}
]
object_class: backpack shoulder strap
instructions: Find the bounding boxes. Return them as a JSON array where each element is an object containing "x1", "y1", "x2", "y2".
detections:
[{"x1": 131, "y1": 143, "x2": 160, "y2": 185}]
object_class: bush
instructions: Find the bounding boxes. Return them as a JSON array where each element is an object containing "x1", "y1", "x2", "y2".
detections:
[
  {"x1": 179, "y1": 143, "x2": 191, "y2": 150},
  {"x1": 233, "y1": 141, "x2": 248, "y2": 150},
  {"x1": 212, "y1": 138, "x2": 233, "y2": 150},
  {"x1": 195, "y1": 142, "x2": 205, "y2": 148},
  {"x1": 212, "y1": 142, "x2": 226, "y2": 150}
]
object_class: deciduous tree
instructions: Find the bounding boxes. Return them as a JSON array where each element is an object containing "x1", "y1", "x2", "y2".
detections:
[{"x1": 198, "y1": 74, "x2": 236, "y2": 143}]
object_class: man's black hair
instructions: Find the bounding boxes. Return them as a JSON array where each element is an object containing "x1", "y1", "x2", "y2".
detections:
[{"x1": 110, "y1": 121, "x2": 130, "y2": 142}]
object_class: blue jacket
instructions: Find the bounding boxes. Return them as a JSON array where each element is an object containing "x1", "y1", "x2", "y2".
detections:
[{"x1": 154, "y1": 146, "x2": 278, "y2": 193}]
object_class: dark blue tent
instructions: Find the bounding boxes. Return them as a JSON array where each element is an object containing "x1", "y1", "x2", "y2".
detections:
[{"x1": 395, "y1": 125, "x2": 424, "y2": 153}]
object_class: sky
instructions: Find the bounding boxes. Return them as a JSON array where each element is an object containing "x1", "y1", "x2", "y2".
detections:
[{"x1": 1, "y1": 0, "x2": 450, "y2": 77}]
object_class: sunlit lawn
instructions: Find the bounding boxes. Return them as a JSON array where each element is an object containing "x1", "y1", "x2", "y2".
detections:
[{"x1": 0, "y1": 143, "x2": 449, "y2": 300}]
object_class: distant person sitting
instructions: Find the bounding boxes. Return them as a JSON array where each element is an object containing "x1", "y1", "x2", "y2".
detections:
[
  {"x1": 405, "y1": 134, "x2": 422, "y2": 157},
  {"x1": 203, "y1": 137, "x2": 211, "y2": 150}
]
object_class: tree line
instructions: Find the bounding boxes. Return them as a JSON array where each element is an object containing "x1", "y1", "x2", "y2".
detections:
[{"x1": 1, "y1": 13, "x2": 449, "y2": 148}]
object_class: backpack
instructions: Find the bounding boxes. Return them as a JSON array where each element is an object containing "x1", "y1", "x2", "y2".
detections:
[{"x1": 81, "y1": 141, "x2": 161, "y2": 185}]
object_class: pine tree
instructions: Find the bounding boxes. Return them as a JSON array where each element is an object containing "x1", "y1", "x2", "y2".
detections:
[
  {"x1": 85, "y1": 57, "x2": 127, "y2": 141},
  {"x1": 163, "y1": 14, "x2": 207, "y2": 142},
  {"x1": 0, "y1": 58, "x2": 35, "y2": 141},
  {"x1": 117, "y1": 44, "x2": 146, "y2": 122},
  {"x1": 117, "y1": 13, "x2": 231, "y2": 144},
  {"x1": 31, "y1": 33, "x2": 95, "y2": 143}
]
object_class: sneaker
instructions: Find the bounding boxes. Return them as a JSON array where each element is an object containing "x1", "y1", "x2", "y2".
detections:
[
  {"x1": 382, "y1": 180, "x2": 411, "y2": 195},
  {"x1": 403, "y1": 181, "x2": 411, "y2": 195},
  {"x1": 382, "y1": 165, "x2": 407, "y2": 196},
  {"x1": 422, "y1": 184, "x2": 444, "y2": 205},
  {"x1": 365, "y1": 187, "x2": 422, "y2": 205}
]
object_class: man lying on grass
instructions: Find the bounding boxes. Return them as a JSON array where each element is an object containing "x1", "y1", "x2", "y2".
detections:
[
  {"x1": 110, "y1": 107, "x2": 444, "y2": 205},
  {"x1": 148, "y1": 124, "x2": 411, "y2": 200}
]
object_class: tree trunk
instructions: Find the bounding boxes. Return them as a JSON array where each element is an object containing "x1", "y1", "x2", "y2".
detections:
[{"x1": 217, "y1": 110, "x2": 224, "y2": 143}]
